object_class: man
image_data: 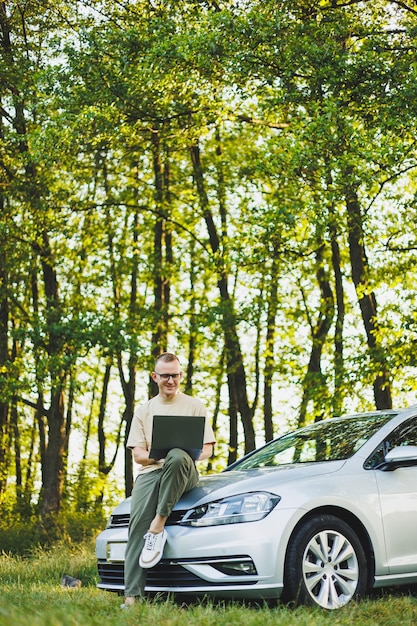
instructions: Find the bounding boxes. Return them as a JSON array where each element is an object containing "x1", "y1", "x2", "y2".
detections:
[{"x1": 122, "y1": 352, "x2": 216, "y2": 608}]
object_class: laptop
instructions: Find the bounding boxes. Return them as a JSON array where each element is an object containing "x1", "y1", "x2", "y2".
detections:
[{"x1": 149, "y1": 414, "x2": 205, "y2": 461}]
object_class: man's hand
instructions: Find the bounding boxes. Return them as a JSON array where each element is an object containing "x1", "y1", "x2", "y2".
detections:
[
  {"x1": 198, "y1": 443, "x2": 214, "y2": 461},
  {"x1": 132, "y1": 446, "x2": 157, "y2": 466}
]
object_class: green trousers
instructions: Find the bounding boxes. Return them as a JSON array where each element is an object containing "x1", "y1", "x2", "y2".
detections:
[{"x1": 124, "y1": 448, "x2": 199, "y2": 598}]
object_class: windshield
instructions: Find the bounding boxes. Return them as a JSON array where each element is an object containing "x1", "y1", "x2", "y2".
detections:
[{"x1": 231, "y1": 413, "x2": 394, "y2": 469}]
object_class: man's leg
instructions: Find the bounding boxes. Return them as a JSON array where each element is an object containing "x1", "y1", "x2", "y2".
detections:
[
  {"x1": 139, "y1": 449, "x2": 199, "y2": 568},
  {"x1": 155, "y1": 448, "x2": 199, "y2": 518},
  {"x1": 124, "y1": 469, "x2": 163, "y2": 600}
]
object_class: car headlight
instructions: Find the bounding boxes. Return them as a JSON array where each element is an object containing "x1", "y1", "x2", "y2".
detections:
[{"x1": 180, "y1": 491, "x2": 280, "y2": 527}]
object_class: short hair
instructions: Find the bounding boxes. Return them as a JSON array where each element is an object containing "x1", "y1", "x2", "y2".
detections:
[{"x1": 155, "y1": 352, "x2": 180, "y2": 368}]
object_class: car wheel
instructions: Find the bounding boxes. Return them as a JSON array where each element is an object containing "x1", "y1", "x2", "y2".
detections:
[{"x1": 282, "y1": 514, "x2": 368, "y2": 610}]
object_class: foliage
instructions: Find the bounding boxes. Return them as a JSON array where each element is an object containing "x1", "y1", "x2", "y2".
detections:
[
  {"x1": 0, "y1": 509, "x2": 107, "y2": 555},
  {"x1": 1, "y1": 0, "x2": 417, "y2": 522}
]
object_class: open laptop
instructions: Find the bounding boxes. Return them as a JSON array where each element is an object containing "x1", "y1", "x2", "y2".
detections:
[{"x1": 149, "y1": 414, "x2": 205, "y2": 461}]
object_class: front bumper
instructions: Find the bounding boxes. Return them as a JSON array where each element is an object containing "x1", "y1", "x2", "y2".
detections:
[
  {"x1": 97, "y1": 556, "x2": 282, "y2": 599},
  {"x1": 95, "y1": 508, "x2": 299, "y2": 599}
]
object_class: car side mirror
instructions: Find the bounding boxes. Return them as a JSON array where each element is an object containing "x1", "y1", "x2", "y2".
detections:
[{"x1": 378, "y1": 445, "x2": 417, "y2": 471}]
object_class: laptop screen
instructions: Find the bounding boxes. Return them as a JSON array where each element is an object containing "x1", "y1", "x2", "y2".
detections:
[{"x1": 149, "y1": 414, "x2": 205, "y2": 461}]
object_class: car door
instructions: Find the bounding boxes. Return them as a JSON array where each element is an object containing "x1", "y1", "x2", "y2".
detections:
[{"x1": 373, "y1": 418, "x2": 417, "y2": 574}]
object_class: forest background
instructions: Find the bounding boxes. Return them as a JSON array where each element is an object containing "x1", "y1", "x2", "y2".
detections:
[{"x1": 1, "y1": 0, "x2": 417, "y2": 546}]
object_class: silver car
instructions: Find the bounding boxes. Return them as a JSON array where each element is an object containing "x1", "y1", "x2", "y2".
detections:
[{"x1": 95, "y1": 405, "x2": 417, "y2": 610}]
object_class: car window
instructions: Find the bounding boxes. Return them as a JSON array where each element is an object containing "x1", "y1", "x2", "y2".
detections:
[
  {"x1": 365, "y1": 418, "x2": 417, "y2": 469},
  {"x1": 232, "y1": 413, "x2": 394, "y2": 469}
]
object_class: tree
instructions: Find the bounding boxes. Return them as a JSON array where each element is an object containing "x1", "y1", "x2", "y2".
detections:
[{"x1": 0, "y1": 0, "x2": 70, "y2": 520}]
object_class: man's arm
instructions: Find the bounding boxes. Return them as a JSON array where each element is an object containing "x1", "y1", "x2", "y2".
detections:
[
  {"x1": 131, "y1": 445, "x2": 157, "y2": 466},
  {"x1": 198, "y1": 443, "x2": 214, "y2": 461}
]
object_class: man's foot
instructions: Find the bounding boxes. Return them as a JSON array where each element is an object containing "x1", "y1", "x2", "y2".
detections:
[
  {"x1": 139, "y1": 530, "x2": 167, "y2": 568},
  {"x1": 120, "y1": 596, "x2": 136, "y2": 608}
]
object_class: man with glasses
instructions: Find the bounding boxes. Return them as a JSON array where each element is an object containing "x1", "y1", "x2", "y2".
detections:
[{"x1": 122, "y1": 352, "x2": 216, "y2": 608}]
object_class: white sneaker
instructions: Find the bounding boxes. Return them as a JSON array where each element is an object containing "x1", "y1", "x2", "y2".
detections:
[{"x1": 139, "y1": 530, "x2": 167, "y2": 568}]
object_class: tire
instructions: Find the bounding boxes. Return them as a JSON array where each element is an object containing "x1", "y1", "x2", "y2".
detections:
[{"x1": 282, "y1": 514, "x2": 368, "y2": 610}]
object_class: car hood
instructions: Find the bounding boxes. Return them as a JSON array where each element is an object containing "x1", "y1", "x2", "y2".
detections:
[
  {"x1": 109, "y1": 461, "x2": 346, "y2": 517},
  {"x1": 174, "y1": 460, "x2": 346, "y2": 509}
]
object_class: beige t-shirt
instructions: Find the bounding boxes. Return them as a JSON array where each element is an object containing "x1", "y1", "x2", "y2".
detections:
[{"x1": 127, "y1": 392, "x2": 216, "y2": 474}]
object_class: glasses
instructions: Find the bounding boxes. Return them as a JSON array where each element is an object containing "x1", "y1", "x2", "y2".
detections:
[{"x1": 154, "y1": 372, "x2": 182, "y2": 381}]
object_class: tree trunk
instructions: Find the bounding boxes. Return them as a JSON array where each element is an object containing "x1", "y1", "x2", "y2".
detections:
[
  {"x1": 298, "y1": 244, "x2": 334, "y2": 427},
  {"x1": 190, "y1": 140, "x2": 256, "y2": 455},
  {"x1": 184, "y1": 240, "x2": 197, "y2": 396},
  {"x1": 329, "y1": 216, "x2": 345, "y2": 416},
  {"x1": 345, "y1": 186, "x2": 392, "y2": 409},
  {"x1": 0, "y1": 207, "x2": 9, "y2": 498},
  {"x1": 119, "y1": 358, "x2": 135, "y2": 497},
  {"x1": 207, "y1": 347, "x2": 225, "y2": 472},
  {"x1": 35, "y1": 234, "x2": 68, "y2": 520},
  {"x1": 263, "y1": 249, "x2": 279, "y2": 442},
  {"x1": 98, "y1": 361, "x2": 112, "y2": 475},
  {"x1": 40, "y1": 388, "x2": 66, "y2": 520},
  {"x1": 151, "y1": 128, "x2": 170, "y2": 358}
]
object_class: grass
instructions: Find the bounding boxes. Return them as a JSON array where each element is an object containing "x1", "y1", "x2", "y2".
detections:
[{"x1": 1, "y1": 541, "x2": 417, "y2": 626}]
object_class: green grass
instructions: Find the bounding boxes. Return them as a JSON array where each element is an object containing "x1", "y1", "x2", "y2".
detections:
[{"x1": 1, "y1": 542, "x2": 417, "y2": 626}]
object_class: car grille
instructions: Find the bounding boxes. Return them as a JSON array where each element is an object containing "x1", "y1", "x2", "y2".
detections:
[
  {"x1": 109, "y1": 509, "x2": 184, "y2": 528},
  {"x1": 108, "y1": 513, "x2": 130, "y2": 528},
  {"x1": 97, "y1": 559, "x2": 254, "y2": 588},
  {"x1": 97, "y1": 561, "x2": 125, "y2": 585}
]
